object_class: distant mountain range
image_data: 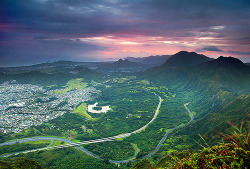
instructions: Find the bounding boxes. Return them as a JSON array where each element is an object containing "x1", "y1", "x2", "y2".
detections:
[
  {"x1": 125, "y1": 55, "x2": 170, "y2": 66},
  {"x1": 0, "y1": 59, "x2": 155, "y2": 74},
  {"x1": 0, "y1": 61, "x2": 105, "y2": 74},
  {"x1": 95, "y1": 59, "x2": 152, "y2": 73},
  {"x1": 1, "y1": 51, "x2": 249, "y2": 90}
]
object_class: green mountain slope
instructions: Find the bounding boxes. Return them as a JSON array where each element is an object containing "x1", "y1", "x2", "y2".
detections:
[
  {"x1": 178, "y1": 94, "x2": 250, "y2": 145},
  {"x1": 185, "y1": 56, "x2": 250, "y2": 93},
  {"x1": 132, "y1": 126, "x2": 249, "y2": 169},
  {"x1": 162, "y1": 51, "x2": 213, "y2": 67},
  {"x1": 139, "y1": 52, "x2": 250, "y2": 160},
  {"x1": 144, "y1": 54, "x2": 250, "y2": 93}
]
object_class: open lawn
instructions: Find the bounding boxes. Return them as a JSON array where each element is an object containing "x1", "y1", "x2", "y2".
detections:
[
  {"x1": 75, "y1": 103, "x2": 96, "y2": 121},
  {"x1": 55, "y1": 78, "x2": 88, "y2": 94}
]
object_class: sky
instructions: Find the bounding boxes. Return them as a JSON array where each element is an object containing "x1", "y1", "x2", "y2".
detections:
[{"x1": 0, "y1": 0, "x2": 250, "y2": 67}]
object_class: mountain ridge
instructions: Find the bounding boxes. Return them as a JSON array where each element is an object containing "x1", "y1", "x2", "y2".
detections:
[
  {"x1": 143, "y1": 52, "x2": 250, "y2": 93},
  {"x1": 125, "y1": 55, "x2": 170, "y2": 66},
  {"x1": 95, "y1": 59, "x2": 152, "y2": 73},
  {"x1": 162, "y1": 51, "x2": 214, "y2": 67}
]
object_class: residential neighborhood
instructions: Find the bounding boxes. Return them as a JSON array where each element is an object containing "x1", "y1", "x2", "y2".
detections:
[{"x1": 0, "y1": 81, "x2": 99, "y2": 133}]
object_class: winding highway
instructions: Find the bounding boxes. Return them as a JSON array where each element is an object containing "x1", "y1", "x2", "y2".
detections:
[
  {"x1": 0, "y1": 94, "x2": 194, "y2": 164},
  {"x1": 0, "y1": 137, "x2": 112, "y2": 158},
  {"x1": 136, "y1": 102, "x2": 194, "y2": 161}
]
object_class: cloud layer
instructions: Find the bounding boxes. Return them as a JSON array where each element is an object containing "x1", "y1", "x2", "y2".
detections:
[{"x1": 1, "y1": 0, "x2": 250, "y2": 66}]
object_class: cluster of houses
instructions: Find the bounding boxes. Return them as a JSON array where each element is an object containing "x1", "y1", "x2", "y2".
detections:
[{"x1": 0, "y1": 81, "x2": 99, "y2": 133}]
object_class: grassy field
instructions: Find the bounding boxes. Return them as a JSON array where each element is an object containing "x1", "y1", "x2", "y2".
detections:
[
  {"x1": 55, "y1": 78, "x2": 88, "y2": 94},
  {"x1": 75, "y1": 103, "x2": 95, "y2": 121}
]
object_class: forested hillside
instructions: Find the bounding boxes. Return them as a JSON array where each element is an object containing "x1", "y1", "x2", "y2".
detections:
[
  {"x1": 131, "y1": 123, "x2": 249, "y2": 168},
  {"x1": 131, "y1": 52, "x2": 250, "y2": 168}
]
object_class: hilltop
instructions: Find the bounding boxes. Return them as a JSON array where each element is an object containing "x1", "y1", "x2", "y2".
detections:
[{"x1": 162, "y1": 51, "x2": 213, "y2": 67}]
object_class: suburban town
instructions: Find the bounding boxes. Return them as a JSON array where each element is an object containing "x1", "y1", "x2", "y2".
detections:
[{"x1": 0, "y1": 81, "x2": 99, "y2": 133}]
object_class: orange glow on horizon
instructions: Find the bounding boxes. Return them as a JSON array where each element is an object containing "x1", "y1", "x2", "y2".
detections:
[{"x1": 77, "y1": 35, "x2": 250, "y2": 61}]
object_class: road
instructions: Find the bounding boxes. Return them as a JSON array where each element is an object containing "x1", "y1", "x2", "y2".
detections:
[
  {"x1": 0, "y1": 137, "x2": 115, "y2": 158},
  {"x1": 131, "y1": 93, "x2": 162, "y2": 134},
  {"x1": 136, "y1": 102, "x2": 194, "y2": 160},
  {"x1": 184, "y1": 102, "x2": 194, "y2": 124},
  {"x1": 0, "y1": 96, "x2": 193, "y2": 164},
  {"x1": 110, "y1": 102, "x2": 194, "y2": 162}
]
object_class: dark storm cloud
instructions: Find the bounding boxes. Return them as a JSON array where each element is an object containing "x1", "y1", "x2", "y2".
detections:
[
  {"x1": 36, "y1": 38, "x2": 107, "y2": 51},
  {"x1": 2, "y1": 0, "x2": 248, "y2": 37},
  {"x1": 1, "y1": 0, "x2": 107, "y2": 35},
  {"x1": 202, "y1": 46, "x2": 223, "y2": 52},
  {"x1": 148, "y1": 0, "x2": 250, "y2": 23},
  {"x1": 128, "y1": 0, "x2": 250, "y2": 43},
  {"x1": 0, "y1": 0, "x2": 250, "y2": 66}
]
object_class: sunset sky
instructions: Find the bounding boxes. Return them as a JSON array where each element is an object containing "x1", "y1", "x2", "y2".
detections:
[{"x1": 1, "y1": 0, "x2": 250, "y2": 66}]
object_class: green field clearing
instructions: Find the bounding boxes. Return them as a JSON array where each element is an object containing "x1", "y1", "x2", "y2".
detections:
[
  {"x1": 75, "y1": 103, "x2": 95, "y2": 121},
  {"x1": 55, "y1": 78, "x2": 88, "y2": 94}
]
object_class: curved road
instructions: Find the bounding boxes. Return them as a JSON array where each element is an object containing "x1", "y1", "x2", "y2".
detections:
[
  {"x1": 136, "y1": 102, "x2": 194, "y2": 161},
  {"x1": 0, "y1": 99, "x2": 193, "y2": 164},
  {"x1": 0, "y1": 137, "x2": 104, "y2": 159}
]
